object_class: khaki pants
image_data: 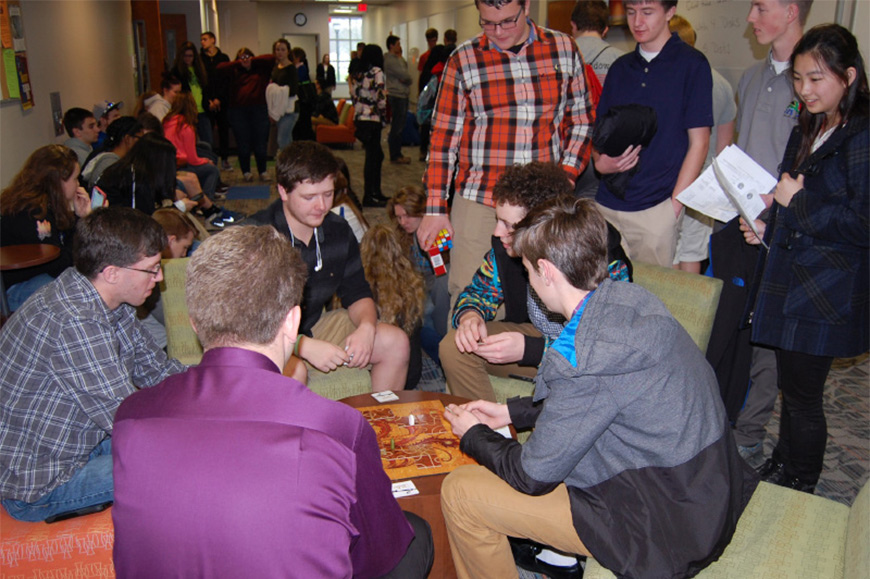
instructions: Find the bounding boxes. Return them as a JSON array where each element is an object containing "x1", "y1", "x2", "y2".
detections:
[
  {"x1": 310, "y1": 308, "x2": 358, "y2": 346},
  {"x1": 439, "y1": 322, "x2": 541, "y2": 401},
  {"x1": 441, "y1": 465, "x2": 590, "y2": 579},
  {"x1": 448, "y1": 196, "x2": 497, "y2": 310},
  {"x1": 597, "y1": 198, "x2": 681, "y2": 267}
]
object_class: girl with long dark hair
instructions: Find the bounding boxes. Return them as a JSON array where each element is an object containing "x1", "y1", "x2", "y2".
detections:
[
  {"x1": 742, "y1": 24, "x2": 869, "y2": 493},
  {"x1": 352, "y1": 44, "x2": 388, "y2": 207},
  {"x1": 170, "y1": 41, "x2": 212, "y2": 143}
]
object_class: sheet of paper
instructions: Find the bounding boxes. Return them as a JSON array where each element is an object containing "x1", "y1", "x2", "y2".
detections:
[
  {"x1": 713, "y1": 157, "x2": 768, "y2": 249},
  {"x1": 392, "y1": 480, "x2": 420, "y2": 498},
  {"x1": 372, "y1": 391, "x2": 400, "y2": 403},
  {"x1": 3, "y1": 48, "x2": 17, "y2": 99},
  {"x1": 677, "y1": 144, "x2": 775, "y2": 224}
]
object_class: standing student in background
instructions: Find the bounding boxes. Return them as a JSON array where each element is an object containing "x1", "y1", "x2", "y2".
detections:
[
  {"x1": 569, "y1": 0, "x2": 624, "y2": 86},
  {"x1": 719, "y1": 0, "x2": 813, "y2": 463},
  {"x1": 741, "y1": 24, "x2": 868, "y2": 494},
  {"x1": 352, "y1": 44, "x2": 389, "y2": 208},
  {"x1": 170, "y1": 42, "x2": 212, "y2": 146},
  {"x1": 200, "y1": 31, "x2": 232, "y2": 171},
  {"x1": 668, "y1": 14, "x2": 736, "y2": 274},
  {"x1": 217, "y1": 48, "x2": 274, "y2": 182},
  {"x1": 271, "y1": 39, "x2": 299, "y2": 150},
  {"x1": 384, "y1": 35, "x2": 413, "y2": 165},
  {"x1": 316, "y1": 53, "x2": 336, "y2": 93}
]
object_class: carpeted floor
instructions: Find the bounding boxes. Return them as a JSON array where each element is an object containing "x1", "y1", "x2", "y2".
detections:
[{"x1": 217, "y1": 141, "x2": 869, "y2": 509}]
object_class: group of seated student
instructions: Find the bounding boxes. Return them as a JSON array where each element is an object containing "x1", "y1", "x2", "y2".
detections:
[{"x1": 1, "y1": 10, "x2": 865, "y2": 578}]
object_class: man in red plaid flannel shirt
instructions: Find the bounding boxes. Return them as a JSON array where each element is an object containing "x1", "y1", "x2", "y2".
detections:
[{"x1": 417, "y1": 0, "x2": 594, "y2": 306}]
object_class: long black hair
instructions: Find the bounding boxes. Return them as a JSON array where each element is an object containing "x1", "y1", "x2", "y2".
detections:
[
  {"x1": 98, "y1": 133, "x2": 177, "y2": 214},
  {"x1": 360, "y1": 44, "x2": 384, "y2": 71},
  {"x1": 791, "y1": 23, "x2": 869, "y2": 166}
]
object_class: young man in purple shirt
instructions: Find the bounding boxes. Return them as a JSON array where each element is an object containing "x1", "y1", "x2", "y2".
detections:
[{"x1": 112, "y1": 225, "x2": 432, "y2": 578}]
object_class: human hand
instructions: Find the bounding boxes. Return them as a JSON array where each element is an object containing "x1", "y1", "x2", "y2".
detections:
[
  {"x1": 181, "y1": 198, "x2": 198, "y2": 212},
  {"x1": 444, "y1": 403, "x2": 482, "y2": 438},
  {"x1": 594, "y1": 145, "x2": 641, "y2": 175},
  {"x1": 739, "y1": 217, "x2": 766, "y2": 246},
  {"x1": 475, "y1": 332, "x2": 524, "y2": 364},
  {"x1": 344, "y1": 322, "x2": 376, "y2": 368},
  {"x1": 416, "y1": 214, "x2": 452, "y2": 250},
  {"x1": 774, "y1": 173, "x2": 804, "y2": 208},
  {"x1": 462, "y1": 399, "x2": 511, "y2": 429},
  {"x1": 298, "y1": 337, "x2": 350, "y2": 372},
  {"x1": 671, "y1": 196, "x2": 683, "y2": 219},
  {"x1": 73, "y1": 187, "x2": 92, "y2": 217},
  {"x1": 454, "y1": 312, "x2": 487, "y2": 354}
]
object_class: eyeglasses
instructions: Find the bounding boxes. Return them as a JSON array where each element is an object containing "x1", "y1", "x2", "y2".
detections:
[
  {"x1": 120, "y1": 264, "x2": 162, "y2": 278},
  {"x1": 479, "y1": 8, "x2": 524, "y2": 32},
  {"x1": 239, "y1": 55, "x2": 253, "y2": 61}
]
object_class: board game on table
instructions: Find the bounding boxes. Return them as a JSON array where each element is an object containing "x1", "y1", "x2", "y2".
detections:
[{"x1": 356, "y1": 399, "x2": 477, "y2": 481}]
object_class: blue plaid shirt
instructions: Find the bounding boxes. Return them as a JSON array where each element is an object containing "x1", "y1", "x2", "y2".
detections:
[{"x1": 0, "y1": 268, "x2": 184, "y2": 502}]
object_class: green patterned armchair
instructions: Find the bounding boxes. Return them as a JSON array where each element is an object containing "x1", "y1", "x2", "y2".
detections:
[{"x1": 161, "y1": 258, "x2": 371, "y2": 400}]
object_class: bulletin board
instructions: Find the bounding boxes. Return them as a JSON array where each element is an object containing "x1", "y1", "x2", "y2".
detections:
[{"x1": 0, "y1": 0, "x2": 34, "y2": 109}]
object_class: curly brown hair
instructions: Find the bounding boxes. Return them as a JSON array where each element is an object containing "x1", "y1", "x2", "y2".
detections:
[
  {"x1": 491, "y1": 162, "x2": 573, "y2": 211},
  {"x1": 360, "y1": 224, "x2": 425, "y2": 335},
  {"x1": 1, "y1": 145, "x2": 79, "y2": 230}
]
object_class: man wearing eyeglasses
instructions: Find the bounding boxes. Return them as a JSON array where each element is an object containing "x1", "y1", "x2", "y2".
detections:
[
  {"x1": 0, "y1": 207, "x2": 185, "y2": 522},
  {"x1": 417, "y1": 0, "x2": 594, "y2": 310}
]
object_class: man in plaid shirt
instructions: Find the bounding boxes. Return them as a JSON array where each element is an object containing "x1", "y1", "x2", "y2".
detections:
[
  {"x1": 0, "y1": 207, "x2": 185, "y2": 522},
  {"x1": 417, "y1": 0, "x2": 594, "y2": 304}
]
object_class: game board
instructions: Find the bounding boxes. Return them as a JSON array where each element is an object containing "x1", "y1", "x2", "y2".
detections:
[{"x1": 358, "y1": 400, "x2": 477, "y2": 480}]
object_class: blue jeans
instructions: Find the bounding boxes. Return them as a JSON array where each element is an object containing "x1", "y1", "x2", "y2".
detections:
[
  {"x1": 277, "y1": 112, "x2": 299, "y2": 150},
  {"x1": 229, "y1": 105, "x2": 270, "y2": 175},
  {"x1": 387, "y1": 96, "x2": 409, "y2": 161},
  {"x1": 182, "y1": 162, "x2": 220, "y2": 200},
  {"x1": 2, "y1": 439, "x2": 114, "y2": 522},
  {"x1": 7, "y1": 273, "x2": 54, "y2": 311}
]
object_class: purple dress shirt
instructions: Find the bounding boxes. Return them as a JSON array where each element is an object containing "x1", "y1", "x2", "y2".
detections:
[{"x1": 112, "y1": 347, "x2": 413, "y2": 578}]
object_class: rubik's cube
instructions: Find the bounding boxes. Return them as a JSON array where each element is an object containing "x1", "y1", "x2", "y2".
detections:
[
  {"x1": 427, "y1": 229, "x2": 452, "y2": 277},
  {"x1": 432, "y1": 229, "x2": 452, "y2": 252}
]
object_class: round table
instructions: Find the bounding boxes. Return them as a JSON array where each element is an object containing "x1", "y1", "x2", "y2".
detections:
[{"x1": 0, "y1": 244, "x2": 61, "y2": 318}]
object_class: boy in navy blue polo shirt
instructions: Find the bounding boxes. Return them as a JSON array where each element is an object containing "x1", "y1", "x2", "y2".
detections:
[{"x1": 592, "y1": 0, "x2": 712, "y2": 267}]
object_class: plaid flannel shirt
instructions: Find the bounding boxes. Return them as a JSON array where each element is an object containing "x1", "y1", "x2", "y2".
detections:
[
  {"x1": 0, "y1": 268, "x2": 185, "y2": 502},
  {"x1": 424, "y1": 21, "x2": 594, "y2": 214}
]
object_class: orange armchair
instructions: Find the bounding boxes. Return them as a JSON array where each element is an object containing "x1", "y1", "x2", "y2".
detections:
[{"x1": 316, "y1": 99, "x2": 357, "y2": 146}]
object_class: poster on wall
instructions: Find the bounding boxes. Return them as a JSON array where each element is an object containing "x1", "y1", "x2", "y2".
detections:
[
  {"x1": 0, "y1": 1, "x2": 12, "y2": 49},
  {"x1": 7, "y1": 1, "x2": 24, "y2": 52},
  {"x1": 15, "y1": 51, "x2": 32, "y2": 109}
]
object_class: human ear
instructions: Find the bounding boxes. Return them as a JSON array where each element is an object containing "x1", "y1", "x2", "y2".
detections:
[{"x1": 846, "y1": 67, "x2": 857, "y2": 87}]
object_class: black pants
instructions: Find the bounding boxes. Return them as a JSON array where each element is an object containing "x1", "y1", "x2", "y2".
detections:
[
  {"x1": 378, "y1": 511, "x2": 434, "y2": 579},
  {"x1": 771, "y1": 349, "x2": 833, "y2": 485},
  {"x1": 356, "y1": 120, "x2": 384, "y2": 198},
  {"x1": 208, "y1": 106, "x2": 230, "y2": 162}
]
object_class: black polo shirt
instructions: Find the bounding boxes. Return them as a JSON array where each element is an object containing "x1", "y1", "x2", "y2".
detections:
[{"x1": 249, "y1": 201, "x2": 373, "y2": 335}]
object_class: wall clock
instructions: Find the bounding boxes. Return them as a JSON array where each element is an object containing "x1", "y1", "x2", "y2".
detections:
[{"x1": 294, "y1": 13, "x2": 307, "y2": 26}]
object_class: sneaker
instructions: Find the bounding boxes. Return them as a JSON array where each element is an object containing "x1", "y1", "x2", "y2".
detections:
[
  {"x1": 390, "y1": 156, "x2": 411, "y2": 165},
  {"x1": 774, "y1": 474, "x2": 816, "y2": 494},
  {"x1": 260, "y1": 172, "x2": 272, "y2": 182},
  {"x1": 737, "y1": 442, "x2": 762, "y2": 462},
  {"x1": 243, "y1": 172, "x2": 254, "y2": 182},
  {"x1": 220, "y1": 159, "x2": 233, "y2": 171},
  {"x1": 209, "y1": 209, "x2": 245, "y2": 229}
]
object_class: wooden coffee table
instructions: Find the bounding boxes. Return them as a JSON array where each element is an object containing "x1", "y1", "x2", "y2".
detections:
[
  {"x1": 341, "y1": 390, "x2": 502, "y2": 579},
  {"x1": 0, "y1": 244, "x2": 61, "y2": 319}
]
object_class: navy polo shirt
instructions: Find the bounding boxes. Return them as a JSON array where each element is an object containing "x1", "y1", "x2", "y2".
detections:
[
  {"x1": 248, "y1": 201, "x2": 373, "y2": 335},
  {"x1": 595, "y1": 32, "x2": 713, "y2": 212}
]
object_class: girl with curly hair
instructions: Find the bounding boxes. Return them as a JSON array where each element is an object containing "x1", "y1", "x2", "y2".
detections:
[{"x1": 360, "y1": 223, "x2": 426, "y2": 389}]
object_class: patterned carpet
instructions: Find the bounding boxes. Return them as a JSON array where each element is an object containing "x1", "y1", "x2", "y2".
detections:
[{"x1": 218, "y1": 143, "x2": 869, "y2": 509}]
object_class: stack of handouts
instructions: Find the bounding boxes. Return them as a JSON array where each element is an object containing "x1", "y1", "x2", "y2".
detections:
[{"x1": 677, "y1": 145, "x2": 778, "y2": 247}]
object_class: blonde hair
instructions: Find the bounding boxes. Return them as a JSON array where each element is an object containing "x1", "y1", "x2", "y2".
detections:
[
  {"x1": 669, "y1": 15, "x2": 696, "y2": 47},
  {"x1": 360, "y1": 224, "x2": 425, "y2": 335}
]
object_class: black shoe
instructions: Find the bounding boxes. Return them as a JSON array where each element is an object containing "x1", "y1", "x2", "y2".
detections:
[
  {"x1": 756, "y1": 458, "x2": 786, "y2": 482},
  {"x1": 509, "y1": 537, "x2": 583, "y2": 579},
  {"x1": 363, "y1": 195, "x2": 387, "y2": 208},
  {"x1": 774, "y1": 474, "x2": 816, "y2": 494}
]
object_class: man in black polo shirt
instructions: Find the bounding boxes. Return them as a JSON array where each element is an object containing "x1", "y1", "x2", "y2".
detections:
[{"x1": 248, "y1": 142, "x2": 409, "y2": 391}]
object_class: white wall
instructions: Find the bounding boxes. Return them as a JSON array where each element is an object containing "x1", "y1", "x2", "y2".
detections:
[{"x1": 0, "y1": 0, "x2": 136, "y2": 188}]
